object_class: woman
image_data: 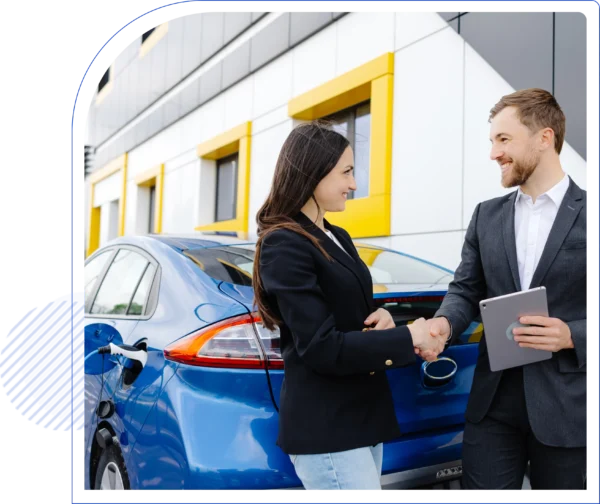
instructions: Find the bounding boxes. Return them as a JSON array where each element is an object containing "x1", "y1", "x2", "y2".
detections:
[{"x1": 252, "y1": 122, "x2": 439, "y2": 489}]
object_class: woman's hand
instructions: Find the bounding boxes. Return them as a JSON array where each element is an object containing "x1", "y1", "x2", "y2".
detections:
[
  {"x1": 408, "y1": 318, "x2": 444, "y2": 362},
  {"x1": 364, "y1": 308, "x2": 396, "y2": 330}
]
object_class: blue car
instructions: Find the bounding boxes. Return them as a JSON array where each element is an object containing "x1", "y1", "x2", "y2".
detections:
[{"x1": 83, "y1": 234, "x2": 482, "y2": 490}]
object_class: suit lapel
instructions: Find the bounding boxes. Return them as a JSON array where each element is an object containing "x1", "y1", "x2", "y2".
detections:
[
  {"x1": 502, "y1": 191, "x2": 522, "y2": 291},
  {"x1": 529, "y1": 178, "x2": 584, "y2": 288},
  {"x1": 293, "y1": 212, "x2": 373, "y2": 312}
]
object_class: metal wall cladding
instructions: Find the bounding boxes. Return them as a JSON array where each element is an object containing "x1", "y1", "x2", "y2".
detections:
[
  {"x1": 441, "y1": 11, "x2": 586, "y2": 160},
  {"x1": 91, "y1": 12, "x2": 342, "y2": 167}
]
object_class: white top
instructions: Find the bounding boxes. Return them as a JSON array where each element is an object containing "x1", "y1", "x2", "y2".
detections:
[
  {"x1": 514, "y1": 174, "x2": 569, "y2": 290},
  {"x1": 325, "y1": 229, "x2": 350, "y2": 256}
]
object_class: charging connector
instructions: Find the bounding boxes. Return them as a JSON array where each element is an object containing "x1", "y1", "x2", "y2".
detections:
[{"x1": 97, "y1": 343, "x2": 148, "y2": 368}]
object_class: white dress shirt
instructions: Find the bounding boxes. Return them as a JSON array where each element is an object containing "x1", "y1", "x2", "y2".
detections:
[
  {"x1": 325, "y1": 229, "x2": 350, "y2": 256},
  {"x1": 514, "y1": 174, "x2": 570, "y2": 290}
]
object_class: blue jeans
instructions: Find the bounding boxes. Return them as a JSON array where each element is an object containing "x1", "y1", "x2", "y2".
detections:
[{"x1": 289, "y1": 443, "x2": 383, "y2": 489}]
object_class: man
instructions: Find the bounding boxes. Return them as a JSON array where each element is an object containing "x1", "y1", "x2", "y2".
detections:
[{"x1": 423, "y1": 88, "x2": 586, "y2": 489}]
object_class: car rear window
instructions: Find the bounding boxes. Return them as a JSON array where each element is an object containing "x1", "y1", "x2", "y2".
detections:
[
  {"x1": 184, "y1": 245, "x2": 255, "y2": 286},
  {"x1": 355, "y1": 246, "x2": 453, "y2": 285},
  {"x1": 183, "y1": 244, "x2": 452, "y2": 288}
]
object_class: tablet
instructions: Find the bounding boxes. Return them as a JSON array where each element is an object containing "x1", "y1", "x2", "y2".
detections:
[{"x1": 479, "y1": 287, "x2": 552, "y2": 372}]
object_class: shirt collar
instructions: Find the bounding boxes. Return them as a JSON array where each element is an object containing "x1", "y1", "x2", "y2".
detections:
[{"x1": 515, "y1": 173, "x2": 570, "y2": 207}]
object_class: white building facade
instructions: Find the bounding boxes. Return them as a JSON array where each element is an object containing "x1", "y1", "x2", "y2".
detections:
[{"x1": 85, "y1": 12, "x2": 587, "y2": 270}]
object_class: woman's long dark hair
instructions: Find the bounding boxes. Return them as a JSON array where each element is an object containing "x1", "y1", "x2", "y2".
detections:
[{"x1": 253, "y1": 121, "x2": 350, "y2": 330}]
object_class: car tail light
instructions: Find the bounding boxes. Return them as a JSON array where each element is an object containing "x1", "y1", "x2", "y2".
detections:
[
  {"x1": 163, "y1": 313, "x2": 284, "y2": 370},
  {"x1": 252, "y1": 316, "x2": 284, "y2": 370}
]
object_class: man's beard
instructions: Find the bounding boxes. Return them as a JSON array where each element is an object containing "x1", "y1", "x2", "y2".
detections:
[{"x1": 500, "y1": 149, "x2": 540, "y2": 188}]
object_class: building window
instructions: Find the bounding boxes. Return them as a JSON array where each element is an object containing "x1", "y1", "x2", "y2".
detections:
[
  {"x1": 325, "y1": 101, "x2": 371, "y2": 199},
  {"x1": 87, "y1": 153, "x2": 128, "y2": 257},
  {"x1": 142, "y1": 23, "x2": 158, "y2": 44},
  {"x1": 98, "y1": 68, "x2": 110, "y2": 93},
  {"x1": 287, "y1": 53, "x2": 394, "y2": 238},
  {"x1": 139, "y1": 24, "x2": 169, "y2": 58},
  {"x1": 215, "y1": 153, "x2": 239, "y2": 222},
  {"x1": 148, "y1": 185, "x2": 156, "y2": 234},
  {"x1": 195, "y1": 122, "x2": 252, "y2": 233},
  {"x1": 134, "y1": 164, "x2": 164, "y2": 235}
]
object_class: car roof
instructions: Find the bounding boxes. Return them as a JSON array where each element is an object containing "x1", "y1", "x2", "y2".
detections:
[
  {"x1": 102, "y1": 233, "x2": 453, "y2": 274},
  {"x1": 148, "y1": 233, "x2": 391, "y2": 252},
  {"x1": 151, "y1": 233, "x2": 253, "y2": 251}
]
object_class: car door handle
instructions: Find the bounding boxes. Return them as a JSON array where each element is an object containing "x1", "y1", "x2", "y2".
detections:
[{"x1": 421, "y1": 357, "x2": 458, "y2": 388}]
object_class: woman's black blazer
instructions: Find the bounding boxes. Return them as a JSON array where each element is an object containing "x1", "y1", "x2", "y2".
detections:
[{"x1": 258, "y1": 212, "x2": 417, "y2": 455}]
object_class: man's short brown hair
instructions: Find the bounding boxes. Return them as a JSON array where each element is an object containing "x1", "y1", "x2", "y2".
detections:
[{"x1": 489, "y1": 88, "x2": 566, "y2": 154}]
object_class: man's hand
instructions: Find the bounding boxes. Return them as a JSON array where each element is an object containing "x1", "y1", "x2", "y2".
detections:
[
  {"x1": 408, "y1": 318, "x2": 444, "y2": 362},
  {"x1": 364, "y1": 308, "x2": 396, "y2": 330},
  {"x1": 513, "y1": 316, "x2": 574, "y2": 352},
  {"x1": 415, "y1": 317, "x2": 450, "y2": 361}
]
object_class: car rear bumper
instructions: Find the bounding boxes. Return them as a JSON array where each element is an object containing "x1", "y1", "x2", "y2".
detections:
[
  {"x1": 266, "y1": 460, "x2": 462, "y2": 495},
  {"x1": 382, "y1": 459, "x2": 462, "y2": 489},
  {"x1": 279, "y1": 426, "x2": 465, "y2": 490}
]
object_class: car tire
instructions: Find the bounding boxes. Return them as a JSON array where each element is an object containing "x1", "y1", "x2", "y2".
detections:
[{"x1": 93, "y1": 444, "x2": 130, "y2": 490}]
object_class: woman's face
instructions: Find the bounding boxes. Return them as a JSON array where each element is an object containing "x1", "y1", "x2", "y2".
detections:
[{"x1": 313, "y1": 146, "x2": 356, "y2": 213}]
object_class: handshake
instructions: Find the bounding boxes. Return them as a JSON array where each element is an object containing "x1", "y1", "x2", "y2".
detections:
[
  {"x1": 363, "y1": 309, "x2": 450, "y2": 362},
  {"x1": 407, "y1": 317, "x2": 451, "y2": 362}
]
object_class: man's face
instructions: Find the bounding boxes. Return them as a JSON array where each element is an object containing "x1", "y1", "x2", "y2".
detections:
[{"x1": 489, "y1": 106, "x2": 540, "y2": 188}]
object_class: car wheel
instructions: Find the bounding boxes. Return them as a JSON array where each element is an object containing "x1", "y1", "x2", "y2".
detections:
[{"x1": 94, "y1": 445, "x2": 130, "y2": 490}]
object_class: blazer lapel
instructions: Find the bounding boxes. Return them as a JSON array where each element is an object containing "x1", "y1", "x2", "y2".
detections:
[
  {"x1": 502, "y1": 191, "x2": 522, "y2": 291},
  {"x1": 325, "y1": 222, "x2": 375, "y2": 313},
  {"x1": 293, "y1": 212, "x2": 373, "y2": 312},
  {"x1": 529, "y1": 178, "x2": 584, "y2": 288}
]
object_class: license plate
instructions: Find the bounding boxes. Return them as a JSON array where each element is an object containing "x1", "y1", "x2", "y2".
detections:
[{"x1": 436, "y1": 465, "x2": 463, "y2": 479}]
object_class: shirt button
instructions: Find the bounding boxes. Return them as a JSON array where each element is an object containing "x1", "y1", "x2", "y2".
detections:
[{"x1": 385, "y1": 359, "x2": 393, "y2": 366}]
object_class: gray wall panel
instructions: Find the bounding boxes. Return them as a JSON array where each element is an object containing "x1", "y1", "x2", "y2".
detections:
[
  {"x1": 438, "y1": 12, "x2": 459, "y2": 21},
  {"x1": 252, "y1": 12, "x2": 266, "y2": 22},
  {"x1": 201, "y1": 13, "x2": 225, "y2": 62},
  {"x1": 126, "y1": 58, "x2": 139, "y2": 115},
  {"x1": 134, "y1": 116, "x2": 150, "y2": 146},
  {"x1": 163, "y1": 99, "x2": 181, "y2": 127},
  {"x1": 181, "y1": 14, "x2": 203, "y2": 78},
  {"x1": 555, "y1": 13, "x2": 586, "y2": 159},
  {"x1": 250, "y1": 13, "x2": 290, "y2": 71},
  {"x1": 179, "y1": 79, "x2": 201, "y2": 117},
  {"x1": 127, "y1": 39, "x2": 140, "y2": 67},
  {"x1": 290, "y1": 12, "x2": 333, "y2": 46},
  {"x1": 111, "y1": 88, "x2": 123, "y2": 132},
  {"x1": 147, "y1": 107, "x2": 165, "y2": 139},
  {"x1": 90, "y1": 12, "x2": 343, "y2": 151},
  {"x1": 149, "y1": 37, "x2": 168, "y2": 103},
  {"x1": 165, "y1": 17, "x2": 184, "y2": 90},
  {"x1": 199, "y1": 62, "x2": 223, "y2": 103},
  {"x1": 123, "y1": 128, "x2": 136, "y2": 156},
  {"x1": 105, "y1": 143, "x2": 117, "y2": 167},
  {"x1": 438, "y1": 7, "x2": 593, "y2": 159},
  {"x1": 112, "y1": 133, "x2": 126, "y2": 163},
  {"x1": 224, "y1": 13, "x2": 252, "y2": 44},
  {"x1": 449, "y1": 17, "x2": 459, "y2": 33},
  {"x1": 222, "y1": 41, "x2": 251, "y2": 89},
  {"x1": 136, "y1": 52, "x2": 152, "y2": 113},
  {"x1": 119, "y1": 67, "x2": 135, "y2": 128},
  {"x1": 460, "y1": 13, "x2": 553, "y2": 93},
  {"x1": 331, "y1": 7, "x2": 352, "y2": 19},
  {"x1": 96, "y1": 94, "x2": 112, "y2": 145}
]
